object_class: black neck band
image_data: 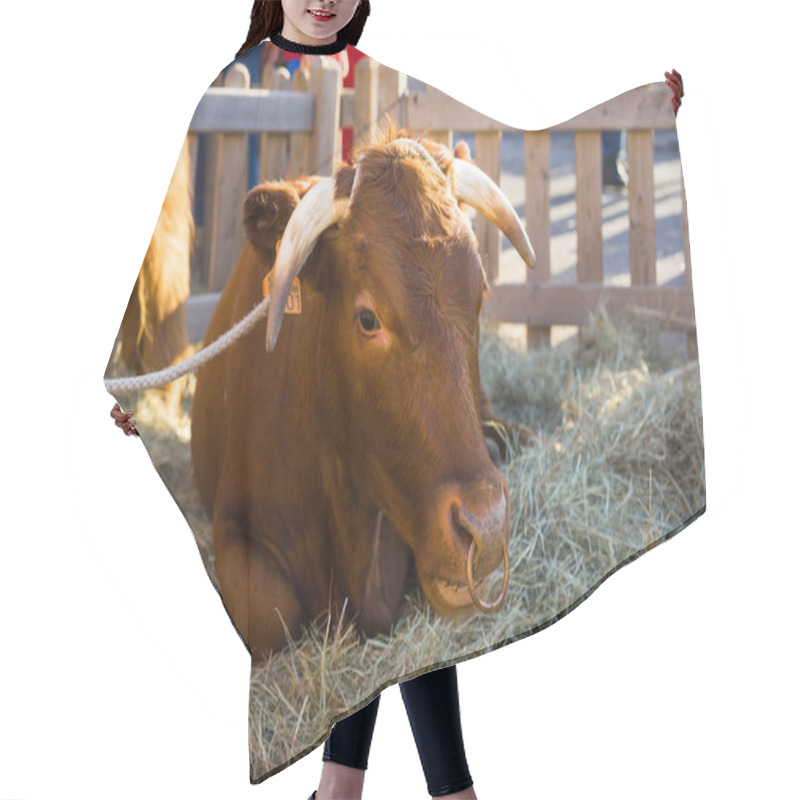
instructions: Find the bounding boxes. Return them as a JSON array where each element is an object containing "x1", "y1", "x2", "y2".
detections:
[{"x1": 270, "y1": 32, "x2": 348, "y2": 55}]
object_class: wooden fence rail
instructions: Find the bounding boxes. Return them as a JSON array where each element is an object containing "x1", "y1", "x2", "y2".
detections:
[{"x1": 184, "y1": 59, "x2": 695, "y2": 353}]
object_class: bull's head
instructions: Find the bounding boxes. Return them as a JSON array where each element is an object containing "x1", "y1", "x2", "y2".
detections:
[{"x1": 263, "y1": 137, "x2": 535, "y2": 617}]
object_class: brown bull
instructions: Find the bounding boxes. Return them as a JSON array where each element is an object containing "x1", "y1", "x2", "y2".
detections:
[
  {"x1": 191, "y1": 131, "x2": 535, "y2": 661},
  {"x1": 115, "y1": 136, "x2": 194, "y2": 404}
]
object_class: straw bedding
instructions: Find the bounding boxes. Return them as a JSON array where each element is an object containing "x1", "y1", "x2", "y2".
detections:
[{"x1": 109, "y1": 309, "x2": 704, "y2": 778}]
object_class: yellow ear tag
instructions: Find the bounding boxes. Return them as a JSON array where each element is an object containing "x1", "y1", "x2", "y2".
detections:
[{"x1": 262, "y1": 269, "x2": 302, "y2": 315}]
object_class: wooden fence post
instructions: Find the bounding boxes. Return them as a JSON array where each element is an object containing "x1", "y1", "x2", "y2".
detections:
[
  {"x1": 575, "y1": 131, "x2": 603, "y2": 284},
  {"x1": 194, "y1": 70, "x2": 225, "y2": 289},
  {"x1": 353, "y1": 57, "x2": 380, "y2": 149},
  {"x1": 378, "y1": 64, "x2": 407, "y2": 129},
  {"x1": 627, "y1": 129, "x2": 656, "y2": 285},
  {"x1": 308, "y1": 58, "x2": 342, "y2": 177},
  {"x1": 426, "y1": 130, "x2": 454, "y2": 148},
  {"x1": 424, "y1": 85, "x2": 454, "y2": 149},
  {"x1": 206, "y1": 63, "x2": 250, "y2": 293},
  {"x1": 260, "y1": 66, "x2": 291, "y2": 181},
  {"x1": 524, "y1": 129, "x2": 551, "y2": 349},
  {"x1": 288, "y1": 67, "x2": 311, "y2": 178}
]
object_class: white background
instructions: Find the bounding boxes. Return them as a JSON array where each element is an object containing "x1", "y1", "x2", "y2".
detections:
[{"x1": 1, "y1": 1, "x2": 797, "y2": 798}]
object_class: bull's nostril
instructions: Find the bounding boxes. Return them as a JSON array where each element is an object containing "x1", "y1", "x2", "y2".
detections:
[{"x1": 450, "y1": 503, "x2": 473, "y2": 557}]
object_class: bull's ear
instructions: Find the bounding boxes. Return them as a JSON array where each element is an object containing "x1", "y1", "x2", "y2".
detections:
[
  {"x1": 334, "y1": 164, "x2": 356, "y2": 202},
  {"x1": 242, "y1": 182, "x2": 301, "y2": 263}
]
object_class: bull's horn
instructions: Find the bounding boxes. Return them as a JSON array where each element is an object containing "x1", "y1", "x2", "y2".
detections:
[
  {"x1": 266, "y1": 178, "x2": 349, "y2": 352},
  {"x1": 450, "y1": 159, "x2": 536, "y2": 270}
]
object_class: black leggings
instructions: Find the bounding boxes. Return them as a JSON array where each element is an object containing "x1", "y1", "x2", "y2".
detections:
[{"x1": 323, "y1": 665, "x2": 473, "y2": 797}]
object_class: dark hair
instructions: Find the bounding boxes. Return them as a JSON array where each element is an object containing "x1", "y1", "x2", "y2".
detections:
[{"x1": 236, "y1": 1, "x2": 371, "y2": 59}]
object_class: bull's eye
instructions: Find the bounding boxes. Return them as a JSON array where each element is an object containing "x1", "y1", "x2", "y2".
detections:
[{"x1": 358, "y1": 308, "x2": 380, "y2": 334}]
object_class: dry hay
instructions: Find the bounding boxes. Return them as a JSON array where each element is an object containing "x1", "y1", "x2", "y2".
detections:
[{"x1": 107, "y1": 310, "x2": 705, "y2": 781}]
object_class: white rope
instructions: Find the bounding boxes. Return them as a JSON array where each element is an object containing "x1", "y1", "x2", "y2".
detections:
[{"x1": 104, "y1": 294, "x2": 271, "y2": 394}]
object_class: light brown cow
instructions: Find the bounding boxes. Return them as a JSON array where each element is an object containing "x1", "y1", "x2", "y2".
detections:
[
  {"x1": 114, "y1": 136, "x2": 194, "y2": 406},
  {"x1": 191, "y1": 130, "x2": 535, "y2": 661}
]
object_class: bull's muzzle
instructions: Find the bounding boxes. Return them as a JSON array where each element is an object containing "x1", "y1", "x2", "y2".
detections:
[{"x1": 440, "y1": 480, "x2": 510, "y2": 613}]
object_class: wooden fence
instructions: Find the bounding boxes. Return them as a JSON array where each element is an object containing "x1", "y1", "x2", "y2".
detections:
[{"x1": 185, "y1": 58, "x2": 696, "y2": 352}]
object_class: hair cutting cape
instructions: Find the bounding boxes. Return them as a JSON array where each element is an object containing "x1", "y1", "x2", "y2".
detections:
[{"x1": 104, "y1": 39, "x2": 705, "y2": 783}]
